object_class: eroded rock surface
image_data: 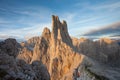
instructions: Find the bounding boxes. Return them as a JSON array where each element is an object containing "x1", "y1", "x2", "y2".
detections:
[
  {"x1": 17, "y1": 15, "x2": 120, "y2": 80},
  {"x1": 0, "y1": 39, "x2": 50, "y2": 80},
  {"x1": 0, "y1": 15, "x2": 120, "y2": 80}
]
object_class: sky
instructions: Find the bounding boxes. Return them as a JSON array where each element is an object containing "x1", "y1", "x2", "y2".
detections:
[{"x1": 0, "y1": 0, "x2": 120, "y2": 40}]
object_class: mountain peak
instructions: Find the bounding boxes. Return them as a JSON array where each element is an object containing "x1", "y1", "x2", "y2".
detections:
[
  {"x1": 100, "y1": 37, "x2": 113, "y2": 44},
  {"x1": 42, "y1": 27, "x2": 51, "y2": 40},
  {"x1": 51, "y1": 15, "x2": 72, "y2": 47}
]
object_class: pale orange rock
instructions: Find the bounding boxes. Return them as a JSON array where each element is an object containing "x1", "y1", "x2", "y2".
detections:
[{"x1": 4, "y1": 15, "x2": 119, "y2": 80}]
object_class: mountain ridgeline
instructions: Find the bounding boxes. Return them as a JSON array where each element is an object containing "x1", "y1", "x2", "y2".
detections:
[{"x1": 0, "y1": 15, "x2": 120, "y2": 80}]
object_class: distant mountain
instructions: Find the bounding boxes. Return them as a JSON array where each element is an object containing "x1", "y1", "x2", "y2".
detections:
[
  {"x1": 0, "y1": 39, "x2": 4, "y2": 42},
  {"x1": 0, "y1": 38, "x2": 26, "y2": 43},
  {"x1": 110, "y1": 34, "x2": 120, "y2": 37}
]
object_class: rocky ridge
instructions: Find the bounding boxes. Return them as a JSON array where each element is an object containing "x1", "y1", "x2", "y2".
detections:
[
  {"x1": 0, "y1": 38, "x2": 50, "y2": 80},
  {"x1": 0, "y1": 15, "x2": 120, "y2": 80}
]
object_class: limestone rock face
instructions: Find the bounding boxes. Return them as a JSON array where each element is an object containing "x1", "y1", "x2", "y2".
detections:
[
  {"x1": 27, "y1": 36, "x2": 41, "y2": 45},
  {"x1": 31, "y1": 37, "x2": 50, "y2": 68},
  {"x1": 42, "y1": 27, "x2": 51, "y2": 40},
  {"x1": 50, "y1": 42, "x2": 83, "y2": 80},
  {"x1": 51, "y1": 15, "x2": 73, "y2": 48},
  {"x1": 18, "y1": 15, "x2": 120, "y2": 80},
  {"x1": 17, "y1": 47, "x2": 33, "y2": 63},
  {"x1": 15, "y1": 15, "x2": 83, "y2": 80},
  {"x1": 73, "y1": 37, "x2": 120, "y2": 66},
  {"x1": 28, "y1": 15, "x2": 82, "y2": 80}
]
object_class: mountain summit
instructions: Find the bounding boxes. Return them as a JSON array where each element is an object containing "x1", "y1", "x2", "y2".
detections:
[{"x1": 0, "y1": 15, "x2": 120, "y2": 80}]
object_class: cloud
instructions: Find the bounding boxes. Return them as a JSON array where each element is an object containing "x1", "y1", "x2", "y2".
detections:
[
  {"x1": 0, "y1": 18, "x2": 13, "y2": 24},
  {"x1": 59, "y1": 11, "x2": 120, "y2": 36},
  {"x1": 58, "y1": 13, "x2": 77, "y2": 26},
  {"x1": 0, "y1": 1, "x2": 120, "y2": 40},
  {"x1": 0, "y1": 34, "x2": 10, "y2": 39},
  {"x1": 71, "y1": 17, "x2": 101, "y2": 25},
  {"x1": 60, "y1": 1, "x2": 120, "y2": 36},
  {"x1": 90, "y1": 1, "x2": 120, "y2": 11},
  {"x1": 0, "y1": 6, "x2": 52, "y2": 23},
  {"x1": 83, "y1": 21, "x2": 120, "y2": 38},
  {"x1": 0, "y1": 22, "x2": 51, "y2": 40},
  {"x1": 0, "y1": 6, "x2": 52, "y2": 40},
  {"x1": 75, "y1": 1, "x2": 120, "y2": 12}
]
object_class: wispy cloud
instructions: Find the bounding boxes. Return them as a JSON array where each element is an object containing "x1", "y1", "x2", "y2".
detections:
[
  {"x1": 72, "y1": 17, "x2": 100, "y2": 25},
  {"x1": 0, "y1": 22, "x2": 51, "y2": 39},
  {"x1": 0, "y1": 6, "x2": 52, "y2": 40},
  {"x1": 58, "y1": 13, "x2": 77, "y2": 27},
  {"x1": 0, "y1": 19, "x2": 12, "y2": 24},
  {"x1": 74, "y1": 0, "x2": 120, "y2": 12},
  {"x1": 90, "y1": 1, "x2": 120, "y2": 11},
  {"x1": 0, "y1": 6, "x2": 52, "y2": 22},
  {"x1": 59, "y1": 0, "x2": 120, "y2": 37},
  {"x1": 83, "y1": 21, "x2": 120, "y2": 37},
  {"x1": 0, "y1": 0, "x2": 120, "y2": 40}
]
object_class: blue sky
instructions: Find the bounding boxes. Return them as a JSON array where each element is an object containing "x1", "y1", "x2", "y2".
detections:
[{"x1": 0, "y1": 0, "x2": 120, "y2": 40}]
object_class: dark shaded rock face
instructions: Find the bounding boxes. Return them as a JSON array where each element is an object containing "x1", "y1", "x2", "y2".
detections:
[
  {"x1": 0, "y1": 39, "x2": 50, "y2": 80},
  {"x1": 0, "y1": 38, "x2": 20, "y2": 57},
  {"x1": 0, "y1": 15, "x2": 120, "y2": 80},
  {"x1": 51, "y1": 15, "x2": 73, "y2": 47}
]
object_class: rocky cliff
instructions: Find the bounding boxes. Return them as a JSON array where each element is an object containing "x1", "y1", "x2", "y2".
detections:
[
  {"x1": 0, "y1": 15, "x2": 120, "y2": 80},
  {"x1": 0, "y1": 38, "x2": 50, "y2": 80},
  {"x1": 72, "y1": 37, "x2": 120, "y2": 66},
  {"x1": 19, "y1": 15, "x2": 83, "y2": 80}
]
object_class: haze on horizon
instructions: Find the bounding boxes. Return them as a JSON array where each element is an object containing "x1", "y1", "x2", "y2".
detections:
[{"x1": 0, "y1": 0, "x2": 120, "y2": 40}]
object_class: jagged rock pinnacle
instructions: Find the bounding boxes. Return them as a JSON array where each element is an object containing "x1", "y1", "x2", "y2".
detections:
[
  {"x1": 1, "y1": 15, "x2": 120, "y2": 80},
  {"x1": 51, "y1": 15, "x2": 73, "y2": 47},
  {"x1": 42, "y1": 27, "x2": 51, "y2": 41}
]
